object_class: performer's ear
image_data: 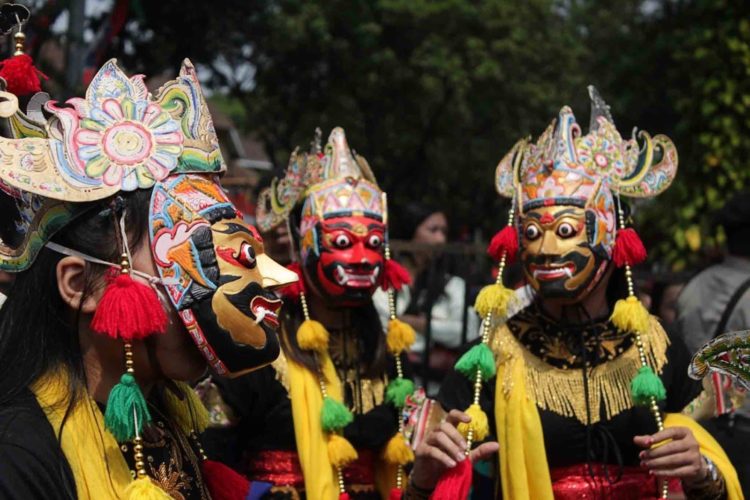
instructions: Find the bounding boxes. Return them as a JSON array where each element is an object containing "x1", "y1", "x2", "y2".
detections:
[{"x1": 56, "y1": 256, "x2": 98, "y2": 314}]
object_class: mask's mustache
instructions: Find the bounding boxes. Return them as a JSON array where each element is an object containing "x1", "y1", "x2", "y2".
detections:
[
  {"x1": 525, "y1": 250, "x2": 589, "y2": 267},
  {"x1": 322, "y1": 261, "x2": 382, "y2": 287},
  {"x1": 222, "y1": 280, "x2": 281, "y2": 329},
  {"x1": 524, "y1": 250, "x2": 592, "y2": 279}
]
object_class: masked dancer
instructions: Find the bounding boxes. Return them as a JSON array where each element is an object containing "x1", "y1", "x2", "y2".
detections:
[
  {"x1": 409, "y1": 88, "x2": 742, "y2": 500},
  {"x1": 206, "y1": 128, "x2": 417, "y2": 499},
  {"x1": 0, "y1": 59, "x2": 297, "y2": 500}
]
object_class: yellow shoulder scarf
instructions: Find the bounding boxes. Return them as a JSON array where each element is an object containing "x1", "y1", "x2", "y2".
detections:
[
  {"x1": 30, "y1": 370, "x2": 208, "y2": 500},
  {"x1": 285, "y1": 349, "x2": 397, "y2": 500},
  {"x1": 491, "y1": 319, "x2": 743, "y2": 500},
  {"x1": 287, "y1": 350, "x2": 341, "y2": 500}
]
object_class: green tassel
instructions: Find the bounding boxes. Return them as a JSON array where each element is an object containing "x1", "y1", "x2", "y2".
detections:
[
  {"x1": 385, "y1": 377, "x2": 415, "y2": 409},
  {"x1": 321, "y1": 396, "x2": 353, "y2": 432},
  {"x1": 631, "y1": 365, "x2": 667, "y2": 405},
  {"x1": 105, "y1": 373, "x2": 151, "y2": 442},
  {"x1": 455, "y1": 343, "x2": 496, "y2": 380}
]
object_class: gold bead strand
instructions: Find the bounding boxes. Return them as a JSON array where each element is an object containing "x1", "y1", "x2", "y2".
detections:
[
  {"x1": 316, "y1": 360, "x2": 348, "y2": 497},
  {"x1": 300, "y1": 290, "x2": 311, "y2": 320},
  {"x1": 618, "y1": 202, "x2": 667, "y2": 499}
]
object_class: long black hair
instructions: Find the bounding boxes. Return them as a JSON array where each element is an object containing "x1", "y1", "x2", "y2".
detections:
[
  {"x1": 393, "y1": 201, "x2": 452, "y2": 314},
  {"x1": 0, "y1": 189, "x2": 153, "y2": 407}
]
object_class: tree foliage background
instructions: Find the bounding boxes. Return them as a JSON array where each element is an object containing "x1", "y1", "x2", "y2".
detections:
[{"x1": 33, "y1": 0, "x2": 750, "y2": 270}]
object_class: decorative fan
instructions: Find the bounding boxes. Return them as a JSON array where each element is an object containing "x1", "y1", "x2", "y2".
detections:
[{"x1": 689, "y1": 330, "x2": 750, "y2": 391}]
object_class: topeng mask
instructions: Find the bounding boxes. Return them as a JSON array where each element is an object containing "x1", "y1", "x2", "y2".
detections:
[
  {"x1": 495, "y1": 88, "x2": 678, "y2": 302},
  {"x1": 519, "y1": 205, "x2": 608, "y2": 301},
  {"x1": 302, "y1": 214, "x2": 385, "y2": 305},
  {"x1": 151, "y1": 174, "x2": 298, "y2": 376},
  {"x1": 0, "y1": 59, "x2": 296, "y2": 376},
  {"x1": 258, "y1": 127, "x2": 387, "y2": 307}
]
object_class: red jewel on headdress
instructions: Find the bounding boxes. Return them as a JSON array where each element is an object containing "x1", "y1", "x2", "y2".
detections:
[
  {"x1": 540, "y1": 212, "x2": 555, "y2": 224},
  {"x1": 594, "y1": 153, "x2": 609, "y2": 167}
]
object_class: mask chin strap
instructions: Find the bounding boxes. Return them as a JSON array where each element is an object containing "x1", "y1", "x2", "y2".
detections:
[{"x1": 44, "y1": 241, "x2": 179, "y2": 288}]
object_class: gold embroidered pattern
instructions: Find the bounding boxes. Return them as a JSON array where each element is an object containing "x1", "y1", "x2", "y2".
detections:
[
  {"x1": 129, "y1": 414, "x2": 211, "y2": 500},
  {"x1": 491, "y1": 315, "x2": 669, "y2": 424},
  {"x1": 340, "y1": 369, "x2": 386, "y2": 414},
  {"x1": 507, "y1": 308, "x2": 634, "y2": 368}
]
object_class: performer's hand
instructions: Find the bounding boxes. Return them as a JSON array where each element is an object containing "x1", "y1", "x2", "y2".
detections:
[
  {"x1": 634, "y1": 426, "x2": 707, "y2": 484},
  {"x1": 410, "y1": 409, "x2": 499, "y2": 490}
]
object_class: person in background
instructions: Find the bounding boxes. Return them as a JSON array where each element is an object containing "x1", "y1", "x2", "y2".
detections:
[
  {"x1": 675, "y1": 190, "x2": 750, "y2": 497},
  {"x1": 373, "y1": 202, "x2": 479, "y2": 363},
  {"x1": 650, "y1": 273, "x2": 689, "y2": 328}
]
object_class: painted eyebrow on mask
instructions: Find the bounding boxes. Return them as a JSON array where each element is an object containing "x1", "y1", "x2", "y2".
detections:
[
  {"x1": 322, "y1": 221, "x2": 353, "y2": 230},
  {"x1": 526, "y1": 208, "x2": 581, "y2": 220},
  {"x1": 213, "y1": 222, "x2": 256, "y2": 237},
  {"x1": 323, "y1": 222, "x2": 384, "y2": 230}
]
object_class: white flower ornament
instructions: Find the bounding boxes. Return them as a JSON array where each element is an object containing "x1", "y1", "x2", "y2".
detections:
[{"x1": 74, "y1": 97, "x2": 183, "y2": 190}]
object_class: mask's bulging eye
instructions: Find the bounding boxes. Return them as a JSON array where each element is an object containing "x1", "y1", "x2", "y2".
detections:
[
  {"x1": 367, "y1": 234, "x2": 383, "y2": 249},
  {"x1": 524, "y1": 224, "x2": 541, "y2": 241},
  {"x1": 556, "y1": 222, "x2": 576, "y2": 239},
  {"x1": 237, "y1": 242, "x2": 257, "y2": 268},
  {"x1": 334, "y1": 234, "x2": 351, "y2": 249}
]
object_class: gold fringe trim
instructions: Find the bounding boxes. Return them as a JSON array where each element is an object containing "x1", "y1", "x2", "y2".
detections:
[
  {"x1": 272, "y1": 350, "x2": 291, "y2": 396},
  {"x1": 491, "y1": 315, "x2": 669, "y2": 425}
]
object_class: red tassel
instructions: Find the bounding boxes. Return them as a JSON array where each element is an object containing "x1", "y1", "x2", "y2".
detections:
[
  {"x1": 382, "y1": 259, "x2": 412, "y2": 291},
  {"x1": 487, "y1": 226, "x2": 518, "y2": 264},
  {"x1": 431, "y1": 458, "x2": 472, "y2": 500},
  {"x1": 613, "y1": 227, "x2": 647, "y2": 267},
  {"x1": 201, "y1": 459, "x2": 251, "y2": 500},
  {"x1": 338, "y1": 493, "x2": 351, "y2": 500},
  {"x1": 278, "y1": 262, "x2": 305, "y2": 300},
  {"x1": 0, "y1": 54, "x2": 48, "y2": 96},
  {"x1": 388, "y1": 487, "x2": 403, "y2": 500},
  {"x1": 90, "y1": 273, "x2": 167, "y2": 341}
]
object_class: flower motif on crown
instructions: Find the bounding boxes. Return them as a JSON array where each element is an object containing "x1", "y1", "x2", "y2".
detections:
[
  {"x1": 538, "y1": 174, "x2": 566, "y2": 198},
  {"x1": 594, "y1": 153, "x2": 609, "y2": 168},
  {"x1": 73, "y1": 97, "x2": 184, "y2": 191}
]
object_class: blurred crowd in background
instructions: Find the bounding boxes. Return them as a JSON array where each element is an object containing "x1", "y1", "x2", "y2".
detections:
[{"x1": 0, "y1": 0, "x2": 748, "y2": 494}]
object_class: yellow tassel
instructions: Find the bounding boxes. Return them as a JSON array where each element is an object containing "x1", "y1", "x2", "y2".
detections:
[
  {"x1": 457, "y1": 403, "x2": 490, "y2": 442},
  {"x1": 125, "y1": 477, "x2": 172, "y2": 499},
  {"x1": 382, "y1": 432, "x2": 415, "y2": 466},
  {"x1": 297, "y1": 319, "x2": 330, "y2": 352},
  {"x1": 162, "y1": 382, "x2": 210, "y2": 435},
  {"x1": 327, "y1": 433, "x2": 358, "y2": 467},
  {"x1": 474, "y1": 283, "x2": 514, "y2": 318},
  {"x1": 386, "y1": 318, "x2": 416, "y2": 354},
  {"x1": 610, "y1": 296, "x2": 650, "y2": 334}
]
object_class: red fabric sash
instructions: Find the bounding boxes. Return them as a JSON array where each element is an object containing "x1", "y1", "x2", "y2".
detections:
[
  {"x1": 246, "y1": 449, "x2": 375, "y2": 488},
  {"x1": 550, "y1": 463, "x2": 681, "y2": 499}
]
